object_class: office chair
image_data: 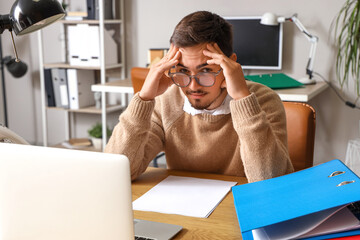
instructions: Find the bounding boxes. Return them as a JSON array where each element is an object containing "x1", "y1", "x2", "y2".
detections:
[
  {"x1": 0, "y1": 125, "x2": 29, "y2": 144},
  {"x1": 130, "y1": 67, "x2": 164, "y2": 167},
  {"x1": 131, "y1": 67, "x2": 149, "y2": 94},
  {"x1": 283, "y1": 102, "x2": 316, "y2": 172}
]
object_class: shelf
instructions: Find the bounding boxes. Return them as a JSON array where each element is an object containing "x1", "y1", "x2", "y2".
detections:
[
  {"x1": 39, "y1": 0, "x2": 126, "y2": 148},
  {"x1": 43, "y1": 62, "x2": 123, "y2": 70},
  {"x1": 52, "y1": 143, "x2": 101, "y2": 152},
  {"x1": 59, "y1": 19, "x2": 122, "y2": 25},
  {"x1": 47, "y1": 104, "x2": 125, "y2": 114},
  {"x1": 91, "y1": 78, "x2": 134, "y2": 94}
]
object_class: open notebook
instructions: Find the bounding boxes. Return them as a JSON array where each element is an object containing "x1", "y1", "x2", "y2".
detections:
[{"x1": 0, "y1": 143, "x2": 181, "y2": 240}]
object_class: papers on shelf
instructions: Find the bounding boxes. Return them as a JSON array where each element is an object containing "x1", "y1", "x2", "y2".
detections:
[{"x1": 132, "y1": 175, "x2": 237, "y2": 218}]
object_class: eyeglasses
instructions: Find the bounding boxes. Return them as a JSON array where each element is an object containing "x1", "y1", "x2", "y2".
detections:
[{"x1": 168, "y1": 68, "x2": 222, "y2": 88}]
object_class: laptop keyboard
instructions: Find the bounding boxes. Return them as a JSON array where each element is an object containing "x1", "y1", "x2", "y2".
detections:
[{"x1": 134, "y1": 236, "x2": 156, "y2": 240}]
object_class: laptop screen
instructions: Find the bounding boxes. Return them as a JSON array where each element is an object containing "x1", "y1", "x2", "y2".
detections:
[{"x1": 0, "y1": 143, "x2": 134, "y2": 240}]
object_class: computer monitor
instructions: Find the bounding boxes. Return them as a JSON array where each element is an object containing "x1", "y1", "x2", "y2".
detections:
[{"x1": 225, "y1": 16, "x2": 283, "y2": 70}]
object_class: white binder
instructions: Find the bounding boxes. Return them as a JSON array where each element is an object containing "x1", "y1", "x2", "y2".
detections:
[
  {"x1": 67, "y1": 24, "x2": 118, "y2": 67},
  {"x1": 67, "y1": 69, "x2": 95, "y2": 109}
]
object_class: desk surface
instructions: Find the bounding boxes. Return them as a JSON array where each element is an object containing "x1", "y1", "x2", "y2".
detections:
[
  {"x1": 275, "y1": 81, "x2": 328, "y2": 102},
  {"x1": 132, "y1": 167, "x2": 247, "y2": 240},
  {"x1": 92, "y1": 79, "x2": 328, "y2": 103}
]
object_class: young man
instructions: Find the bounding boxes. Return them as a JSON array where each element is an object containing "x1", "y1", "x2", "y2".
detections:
[{"x1": 105, "y1": 11, "x2": 294, "y2": 182}]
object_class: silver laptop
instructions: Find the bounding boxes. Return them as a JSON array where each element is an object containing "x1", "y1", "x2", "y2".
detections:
[{"x1": 0, "y1": 143, "x2": 182, "y2": 240}]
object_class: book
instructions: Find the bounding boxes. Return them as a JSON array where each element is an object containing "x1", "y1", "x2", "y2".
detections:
[
  {"x1": 68, "y1": 138, "x2": 92, "y2": 146},
  {"x1": 232, "y1": 159, "x2": 360, "y2": 240},
  {"x1": 245, "y1": 73, "x2": 304, "y2": 89},
  {"x1": 62, "y1": 138, "x2": 92, "y2": 149}
]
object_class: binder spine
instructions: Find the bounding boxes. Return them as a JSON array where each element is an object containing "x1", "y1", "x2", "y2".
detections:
[{"x1": 44, "y1": 69, "x2": 56, "y2": 107}]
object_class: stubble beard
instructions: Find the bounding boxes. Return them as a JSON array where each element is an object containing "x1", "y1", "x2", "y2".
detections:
[{"x1": 187, "y1": 88, "x2": 226, "y2": 110}]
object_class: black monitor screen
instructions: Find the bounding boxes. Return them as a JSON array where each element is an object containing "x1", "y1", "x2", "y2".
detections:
[{"x1": 225, "y1": 17, "x2": 283, "y2": 70}]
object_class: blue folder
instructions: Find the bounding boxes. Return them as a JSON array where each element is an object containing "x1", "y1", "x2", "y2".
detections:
[{"x1": 232, "y1": 160, "x2": 360, "y2": 240}]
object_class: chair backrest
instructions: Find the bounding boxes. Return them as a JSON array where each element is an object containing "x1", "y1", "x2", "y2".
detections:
[
  {"x1": 0, "y1": 125, "x2": 29, "y2": 144},
  {"x1": 283, "y1": 102, "x2": 316, "y2": 172},
  {"x1": 131, "y1": 67, "x2": 150, "y2": 94}
]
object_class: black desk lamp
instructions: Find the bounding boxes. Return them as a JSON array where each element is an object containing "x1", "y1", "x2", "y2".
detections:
[{"x1": 0, "y1": 0, "x2": 65, "y2": 127}]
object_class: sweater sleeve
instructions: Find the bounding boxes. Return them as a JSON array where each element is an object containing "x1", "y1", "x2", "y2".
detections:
[
  {"x1": 105, "y1": 93, "x2": 164, "y2": 180},
  {"x1": 230, "y1": 86, "x2": 294, "y2": 182}
]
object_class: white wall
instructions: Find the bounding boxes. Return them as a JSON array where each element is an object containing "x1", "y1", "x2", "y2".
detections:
[
  {"x1": 0, "y1": 1, "x2": 38, "y2": 143},
  {"x1": 125, "y1": 0, "x2": 360, "y2": 165},
  {"x1": 1, "y1": 0, "x2": 359, "y2": 165}
]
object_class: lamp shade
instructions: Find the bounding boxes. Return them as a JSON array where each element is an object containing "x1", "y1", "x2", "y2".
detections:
[
  {"x1": 260, "y1": 13, "x2": 279, "y2": 26},
  {"x1": 3, "y1": 56, "x2": 27, "y2": 78},
  {"x1": 10, "y1": 0, "x2": 65, "y2": 36}
]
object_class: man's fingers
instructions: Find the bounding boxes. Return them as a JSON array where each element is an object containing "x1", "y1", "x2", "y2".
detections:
[{"x1": 165, "y1": 45, "x2": 179, "y2": 59}]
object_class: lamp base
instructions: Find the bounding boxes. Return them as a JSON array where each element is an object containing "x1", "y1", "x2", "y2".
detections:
[{"x1": 298, "y1": 77, "x2": 316, "y2": 85}]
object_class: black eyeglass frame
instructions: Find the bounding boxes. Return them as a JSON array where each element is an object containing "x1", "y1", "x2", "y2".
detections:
[{"x1": 168, "y1": 68, "x2": 223, "y2": 88}]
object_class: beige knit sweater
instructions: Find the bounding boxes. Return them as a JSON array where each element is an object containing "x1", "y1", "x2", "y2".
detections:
[{"x1": 105, "y1": 81, "x2": 294, "y2": 182}]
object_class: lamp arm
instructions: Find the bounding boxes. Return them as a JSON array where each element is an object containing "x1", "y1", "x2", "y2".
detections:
[
  {"x1": 0, "y1": 14, "x2": 11, "y2": 34},
  {"x1": 290, "y1": 15, "x2": 319, "y2": 79},
  {"x1": 306, "y1": 38, "x2": 318, "y2": 79}
]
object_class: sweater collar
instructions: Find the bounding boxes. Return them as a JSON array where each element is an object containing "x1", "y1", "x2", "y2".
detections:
[{"x1": 183, "y1": 94, "x2": 232, "y2": 116}]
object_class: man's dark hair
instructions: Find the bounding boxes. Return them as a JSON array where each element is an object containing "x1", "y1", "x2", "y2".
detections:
[{"x1": 170, "y1": 11, "x2": 233, "y2": 57}]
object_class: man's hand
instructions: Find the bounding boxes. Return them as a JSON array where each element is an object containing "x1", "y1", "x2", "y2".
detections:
[
  {"x1": 203, "y1": 43, "x2": 250, "y2": 100},
  {"x1": 139, "y1": 45, "x2": 181, "y2": 101}
]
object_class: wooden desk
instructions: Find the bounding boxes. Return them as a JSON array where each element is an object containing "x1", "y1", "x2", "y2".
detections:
[
  {"x1": 92, "y1": 79, "x2": 328, "y2": 103},
  {"x1": 132, "y1": 167, "x2": 248, "y2": 240}
]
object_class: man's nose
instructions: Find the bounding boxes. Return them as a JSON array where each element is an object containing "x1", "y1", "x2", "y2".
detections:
[{"x1": 188, "y1": 76, "x2": 201, "y2": 90}]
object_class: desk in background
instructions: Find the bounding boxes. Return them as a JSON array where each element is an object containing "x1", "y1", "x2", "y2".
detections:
[
  {"x1": 91, "y1": 79, "x2": 328, "y2": 103},
  {"x1": 275, "y1": 81, "x2": 328, "y2": 102},
  {"x1": 132, "y1": 167, "x2": 247, "y2": 240}
]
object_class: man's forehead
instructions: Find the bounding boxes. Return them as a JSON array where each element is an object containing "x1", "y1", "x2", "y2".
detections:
[
  {"x1": 177, "y1": 62, "x2": 209, "y2": 69},
  {"x1": 179, "y1": 43, "x2": 208, "y2": 54},
  {"x1": 178, "y1": 43, "x2": 211, "y2": 69}
]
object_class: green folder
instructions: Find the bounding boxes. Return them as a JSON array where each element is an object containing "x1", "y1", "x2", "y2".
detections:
[{"x1": 245, "y1": 73, "x2": 304, "y2": 89}]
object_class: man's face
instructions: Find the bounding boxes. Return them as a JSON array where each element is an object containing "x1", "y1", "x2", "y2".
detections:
[{"x1": 176, "y1": 43, "x2": 227, "y2": 110}]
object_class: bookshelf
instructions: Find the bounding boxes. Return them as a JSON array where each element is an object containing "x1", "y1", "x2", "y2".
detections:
[{"x1": 37, "y1": 0, "x2": 126, "y2": 148}]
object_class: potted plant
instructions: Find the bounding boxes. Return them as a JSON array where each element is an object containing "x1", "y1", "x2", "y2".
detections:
[
  {"x1": 87, "y1": 123, "x2": 112, "y2": 150},
  {"x1": 334, "y1": 0, "x2": 360, "y2": 98}
]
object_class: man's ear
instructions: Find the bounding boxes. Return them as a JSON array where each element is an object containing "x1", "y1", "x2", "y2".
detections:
[
  {"x1": 230, "y1": 53, "x2": 237, "y2": 61},
  {"x1": 221, "y1": 78, "x2": 227, "y2": 89}
]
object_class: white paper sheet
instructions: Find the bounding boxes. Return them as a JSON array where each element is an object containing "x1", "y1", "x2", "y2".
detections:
[{"x1": 132, "y1": 175, "x2": 237, "y2": 218}]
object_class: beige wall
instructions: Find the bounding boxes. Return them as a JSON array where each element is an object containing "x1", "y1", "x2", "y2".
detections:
[{"x1": 1, "y1": 0, "x2": 359, "y2": 165}]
